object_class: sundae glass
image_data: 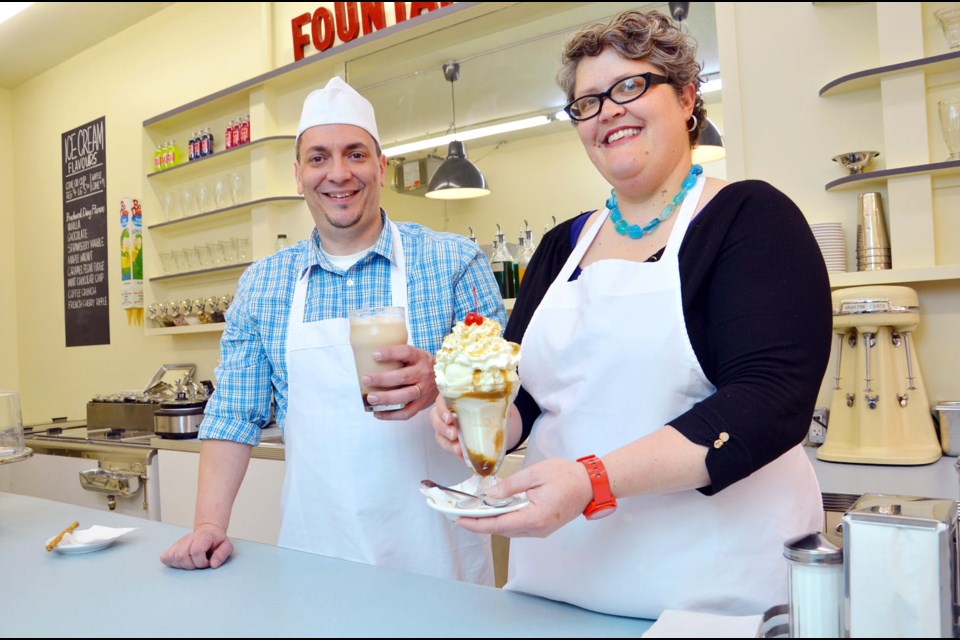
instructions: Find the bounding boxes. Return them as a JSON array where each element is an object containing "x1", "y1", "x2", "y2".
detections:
[{"x1": 435, "y1": 312, "x2": 521, "y2": 507}]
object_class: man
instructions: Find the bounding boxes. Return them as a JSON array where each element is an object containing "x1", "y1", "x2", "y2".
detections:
[{"x1": 161, "y1": 77, "x2": 504, "y2": 585}]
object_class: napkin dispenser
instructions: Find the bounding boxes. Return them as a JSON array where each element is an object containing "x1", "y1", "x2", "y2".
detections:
[{"x1": 843, "y1": 493, "x2": 958, "y2": 637}]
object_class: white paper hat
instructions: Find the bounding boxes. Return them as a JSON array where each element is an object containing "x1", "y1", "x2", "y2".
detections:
[{"x1": 297, "y1": 76, "x2": 380, "y2": 145}]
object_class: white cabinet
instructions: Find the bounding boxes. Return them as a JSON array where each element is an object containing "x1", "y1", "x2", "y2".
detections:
[
  {"x1": 0, "y1": 452, "x2": 160, "y2": 521},
  {"x1": 157, "y1": 448, "x2": 284, "y2": 545}
]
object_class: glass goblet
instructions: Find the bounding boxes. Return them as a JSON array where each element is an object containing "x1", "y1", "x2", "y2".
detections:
[
  {"x1": 229, "y1": 172, "x2": 244, "y2": 205},
  {"x1": 444, "y1": 380, "x2": 520, "y2": 507},
  {"x1": 214, "y1": 177, "x2": 227, "y2": 210}
]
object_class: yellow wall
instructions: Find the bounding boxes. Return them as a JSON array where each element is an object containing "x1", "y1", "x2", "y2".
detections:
[
  {"x1": 9, "y1": 3, "x2": 265, "y2": 422},
  {"x1": 0, "y1": 88, "x2": 19, "y2": 391}
]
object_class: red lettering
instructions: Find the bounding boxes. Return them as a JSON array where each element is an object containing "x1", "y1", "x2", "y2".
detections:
[
  {"x1": 360, "y1": 2, "x2": 386, "y2": 35},
  {"x1": 440, "y1": 2, "x2": 453, "y2": 7},
  {"x1": 335, "y1": 2, "x2": 360, "y2": 43},
  {"x1": 395, "y1": 2, "x2": 407, "y2": 23},
  {"x1": 312, "y1": 7, "x2": 335, "y2": 52},
  {"x1": 291, "y1": 13, "x2": 312, "y2": 62},
  {"x1": 409, "y1": 2, "x2": 438, "y2": 19}
]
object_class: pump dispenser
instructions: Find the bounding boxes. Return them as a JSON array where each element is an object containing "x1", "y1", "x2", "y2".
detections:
[
  {"x1": 518, "y1": 219, "x2": 536, "y2": 285},
  {"x1": 490, "y1": 224, "x2": 518, "y2": 298}
]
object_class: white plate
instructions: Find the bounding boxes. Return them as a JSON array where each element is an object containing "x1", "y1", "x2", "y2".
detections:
[
  {"x1": 421, "y1": 478, "x2": 530, "y2": 520},
  {"x1": 425, "y1": 493, "x2": 530, "y2": 520},
  {"x1": 47, "y1": 537, "x2": 115, "y2": 554},
  {"x1": 45, "y1": 525, "x2": 137, "y2": 555}
]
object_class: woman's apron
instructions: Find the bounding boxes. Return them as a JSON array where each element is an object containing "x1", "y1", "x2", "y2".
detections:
[
  {"x1": 278, "y1": 221, "x2": 493, "y2": 585},
  {"x1": 506, "y1": 177, "x2": 822, "y2": 617}
]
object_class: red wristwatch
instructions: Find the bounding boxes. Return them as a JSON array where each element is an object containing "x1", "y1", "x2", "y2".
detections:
[{"x1": 577, "y1": 455, "x2": 617, "y2": 520}]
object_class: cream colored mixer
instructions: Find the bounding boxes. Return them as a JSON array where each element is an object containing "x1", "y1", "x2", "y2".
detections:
[{"x1": 817, "y1": 286, "x2": 942, "y2": 465}]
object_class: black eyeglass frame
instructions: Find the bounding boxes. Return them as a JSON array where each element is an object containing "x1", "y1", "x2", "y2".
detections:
[{"x1": 563, "y1": 72, "x2": 672, "y2": 122}]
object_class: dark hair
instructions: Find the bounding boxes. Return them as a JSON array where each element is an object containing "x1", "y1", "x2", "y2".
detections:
[{"x1": 557, "y1": 10, "x2": 705, "y2": 147}]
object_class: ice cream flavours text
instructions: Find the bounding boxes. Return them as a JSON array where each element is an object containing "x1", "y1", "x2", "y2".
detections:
[
  {"x1": 63, "y1": 120, "x2": 104, "y2": 174},
  {"x1": 290, "y1": 2, "x2": 454, "y2": 61}
]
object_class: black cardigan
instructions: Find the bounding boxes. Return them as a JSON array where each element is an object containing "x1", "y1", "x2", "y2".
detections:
[{"x1": 505, "y1": 180, "x2": 832, "y2": 494}]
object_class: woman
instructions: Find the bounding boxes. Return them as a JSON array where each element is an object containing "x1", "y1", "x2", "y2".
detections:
[{"x1": 430, "y1": 9, "x2": 832, "y2": 619}]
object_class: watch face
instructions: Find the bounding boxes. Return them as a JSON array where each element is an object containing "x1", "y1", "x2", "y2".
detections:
[{"x1": 585, "y1": 504, "x2": 616, "y2": 520}]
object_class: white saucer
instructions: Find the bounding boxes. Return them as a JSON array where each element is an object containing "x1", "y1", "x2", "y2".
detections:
[
  {"x1": 47, "y1": 537, "x2": 115, "y2": 554},
  {"x1": 421, "y1": 478, "x2": 530, "y2": 520},
  {"x1": 46, "y1": 525, "x2": 137, "y2": 555}
]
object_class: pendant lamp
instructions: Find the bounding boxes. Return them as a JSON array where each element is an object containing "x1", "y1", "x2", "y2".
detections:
[
  {"x1": 426, "y1": 62, "x2": 491, "y2": 200},
  {"x1": 692, "y1": 117, "x2": 725, "y2": 164}
]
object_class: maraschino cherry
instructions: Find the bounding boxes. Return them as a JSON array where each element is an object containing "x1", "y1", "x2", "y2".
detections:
[{"x1": 464, "y1": 287, "x2": 483, "y2": 326}]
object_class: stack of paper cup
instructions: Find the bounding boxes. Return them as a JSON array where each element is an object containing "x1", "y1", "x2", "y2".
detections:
[{"x1": 810, "y1": 222, "x2": 846, "y2": 273}]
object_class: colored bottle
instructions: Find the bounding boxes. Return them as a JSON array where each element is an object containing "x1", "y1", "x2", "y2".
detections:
[
  {"x1": 131, "y1": 201, "x2": 143, "y2": 281},
  {"x1": 188, "y1": 132, "x2": 197, "y2": 161},
  {"x1": 154, "y1": 143, "x2": 163, "y2": 172},
  {"x1": 225, "y1": 120, "x2": 234, "y2": 150},
  {"x1": 240, "y1": 114, "x2": 250, "y2": 145},
  {"x1": 120, "y1": 208, "x2": 131, "y2": 282},
  {"x1": 232, "y1": 115, "x2": 241, "y2": 148}
]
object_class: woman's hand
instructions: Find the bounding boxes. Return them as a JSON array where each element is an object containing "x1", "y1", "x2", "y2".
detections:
[
  {"x1": 429, "y1": 393, "x2": 464, "y2": 460},
  {"x1": 451, "y1": 458, "x2": 593, "y2": 538}
]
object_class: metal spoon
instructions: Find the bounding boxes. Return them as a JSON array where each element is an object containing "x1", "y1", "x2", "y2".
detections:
[
  {"x1": 421, "y1": 479, "x2": 483, "y2": 508},
  {"x1": 420, "y1": 479, "x2": 515, "y2": 509}
]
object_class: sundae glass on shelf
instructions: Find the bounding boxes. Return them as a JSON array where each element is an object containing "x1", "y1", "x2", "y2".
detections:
[{"x1": 434, "y1": 309, "x2": 521, "y2": 507}]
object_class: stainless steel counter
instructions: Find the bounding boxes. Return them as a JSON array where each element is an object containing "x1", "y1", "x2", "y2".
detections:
[
  {"x1": 0, "y1": 491, "x2": 652, "y2": 637},
  {"x1": 805, "y1": 445, "x2": 958, "y2": 500}
]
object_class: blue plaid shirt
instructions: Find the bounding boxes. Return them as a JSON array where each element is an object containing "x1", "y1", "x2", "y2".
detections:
[{"x1": 199, "y1": 212, "x2": 506, "y2": 445}]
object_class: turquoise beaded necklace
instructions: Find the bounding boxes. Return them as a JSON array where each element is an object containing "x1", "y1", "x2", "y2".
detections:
[{"x1": 606, "y1": 164, "x2": 703, "y2": 239}]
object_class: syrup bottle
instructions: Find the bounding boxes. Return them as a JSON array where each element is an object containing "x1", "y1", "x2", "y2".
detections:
[{"x1": 490, "y1": 224, "x2": 518, "y2": 299}]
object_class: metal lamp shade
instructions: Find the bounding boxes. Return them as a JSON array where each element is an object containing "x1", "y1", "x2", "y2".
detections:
[
  {"x1": 692, "y1": 118, "x2": 725, "y2": 164},
  {"x1": 425, "y1": 141, "x2": 491, "y2": 199}
]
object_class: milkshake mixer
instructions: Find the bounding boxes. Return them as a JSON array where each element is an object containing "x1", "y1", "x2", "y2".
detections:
[{"x1": 817, "y1": 286, "x2": 942, "y2": 465}]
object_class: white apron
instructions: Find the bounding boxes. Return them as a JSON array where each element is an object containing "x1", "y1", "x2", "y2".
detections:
[
  {"x1": 278, "y1": 221, "x2": 493, "y2": 585},
  {"x1": 507, "y1": 178, "x2": 822, "y2": 618}
]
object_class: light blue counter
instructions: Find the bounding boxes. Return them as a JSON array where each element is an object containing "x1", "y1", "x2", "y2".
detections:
[{"x1": 0, "y1": 492, "x2": 652, "y2": 638}]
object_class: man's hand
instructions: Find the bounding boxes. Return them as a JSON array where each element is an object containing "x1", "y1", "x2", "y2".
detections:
[
  {"x1": 160, "y1": 523, "x2": 233, "y2": 570},
  {"x1": 363, "y1": 344, "x2": 437, "y2": 421}
]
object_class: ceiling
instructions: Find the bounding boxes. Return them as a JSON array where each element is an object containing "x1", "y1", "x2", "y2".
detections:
[
  {"x1": 0, "y1": 2, "x2": 720, "y2": 151},
  {"x1": 0, "y1": 2, "x2": 172, "y2": 90}
]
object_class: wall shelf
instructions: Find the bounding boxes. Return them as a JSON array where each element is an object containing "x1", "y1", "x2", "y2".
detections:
[
  {"x1": 819, "y1": 49, "x2": 960, "y2": 97},
  {"x1": 150, "y1": 262, "x2": 251, "y2": 283},
  {"x1": 824, "y1": 158, "x2": 960, "y2": 191},
  {"x1": 149, "y1": 196, "x2": 304, "y2": 232},
  {"x1": 146, "y1": 136, "x2": 295, "y2": 183},
  {"x1": 145, "y1": 323, "x2": 226, "y2": 336},
  {"x1": 828, "y1": 264, "x2": 960, "y2": 289}
]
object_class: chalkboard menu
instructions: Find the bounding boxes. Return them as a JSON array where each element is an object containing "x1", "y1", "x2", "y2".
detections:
[{"x1": 62, "y1": 116, "x2": 109, "y2": 347}]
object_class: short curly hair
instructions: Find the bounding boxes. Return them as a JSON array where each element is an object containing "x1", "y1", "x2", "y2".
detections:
[{"x1": 557, "y1": 9, "x2": 705, "y2": 147}]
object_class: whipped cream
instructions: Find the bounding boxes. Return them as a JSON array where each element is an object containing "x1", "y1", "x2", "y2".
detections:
[{"x1": 434, "y1": 316, "x2": 520, "y2": 393}]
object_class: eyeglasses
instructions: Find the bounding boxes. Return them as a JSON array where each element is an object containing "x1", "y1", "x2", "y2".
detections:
[{"x1": 564, "y1": 72, "x2": 671, "y2": 122}]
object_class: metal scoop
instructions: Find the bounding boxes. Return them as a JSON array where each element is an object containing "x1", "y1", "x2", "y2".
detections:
[{"x1": 421, "y1": 479, "x2": 510, "y2": 509}]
